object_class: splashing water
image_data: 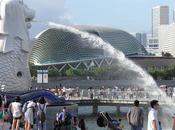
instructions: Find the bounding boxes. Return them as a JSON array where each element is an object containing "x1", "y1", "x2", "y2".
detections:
[{"x1": 48, "y1": 22, "x2": 175, "y2": 129}]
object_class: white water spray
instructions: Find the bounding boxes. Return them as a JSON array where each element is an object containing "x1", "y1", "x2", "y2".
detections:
[
  {"x1": 48, "y1": 22, "x2": 157, "y2": 90},
  {"x1": 48, "y1": 22, "x2": 174, "y2": 129}
]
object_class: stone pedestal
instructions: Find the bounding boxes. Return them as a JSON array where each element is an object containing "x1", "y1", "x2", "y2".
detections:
[{"x1": 0, "y1": 45, "x2": 31, "y2": 91}]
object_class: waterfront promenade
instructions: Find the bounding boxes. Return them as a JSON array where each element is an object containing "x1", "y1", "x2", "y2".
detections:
[
  {"x1": 1, "y1": 88, "x2": 173, "y2": 130},
  {"x1": 52, "y1": 87, "x2": 172, "y2": 115}
]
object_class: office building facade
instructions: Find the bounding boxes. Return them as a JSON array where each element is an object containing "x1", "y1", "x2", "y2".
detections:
[
  {"x1": 152, "y1": 6, "x2": 169, "y2": 37},
  {"x1": 158, "y1": 23, "x2": 175, "y2": 57},
  {"x1": 146, "y1": 34, "x2": 160, "y2": 56}
]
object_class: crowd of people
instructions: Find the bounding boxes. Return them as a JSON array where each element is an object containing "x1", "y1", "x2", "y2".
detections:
[
  {"x1": 47, "y1": 85, "x2": 150, "y2": 100},
  {"x1": 47, "y1": 85, "x2": 175, "y2": 101},
  {"x1": 0, "y1": 96, "x2": 48, "y2": 130},
  {"x1": 0, "y1": 95, "x2": 88, "y2": 130},
  {"x1": 86, "y1": 86, "x2": 148, "y2": 100},
  {"x1": 31, "y1": 82, "x2": 175, "y2": 102},
  {"x1": 1, "y1": 86, "x2": 175, "y2": 130}
]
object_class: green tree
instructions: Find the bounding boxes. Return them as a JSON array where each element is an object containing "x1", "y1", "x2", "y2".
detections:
[
  {"x1": 65, "y1": 68, "x2": 75, "y2": 76},
  {"x1": 162, "y1": 51, "x2": 173, "y2": 57},
  {"x1": 29, "y1": 63, "x2": 37, "y2": 77},
  {"x1": 48, "y1": 68, "x2": 58, "y2": 77}
]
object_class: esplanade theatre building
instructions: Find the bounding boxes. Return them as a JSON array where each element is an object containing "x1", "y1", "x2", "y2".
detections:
[{"x1": 30, "y1": 25, "x2": 175, "y2": 72}]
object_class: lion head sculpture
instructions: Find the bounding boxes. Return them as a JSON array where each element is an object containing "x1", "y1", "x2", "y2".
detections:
[{"x1": 0, "y1": 0, "x2": 35, "y2": 52}]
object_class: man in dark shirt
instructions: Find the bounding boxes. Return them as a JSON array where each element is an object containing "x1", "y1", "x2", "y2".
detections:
[{"x1": 127, "y1": 100, "x2": 144, "y2": 130}]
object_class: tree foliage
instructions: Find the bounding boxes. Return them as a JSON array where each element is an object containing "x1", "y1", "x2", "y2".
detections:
[
  {"x1": 148, "y1": 65, "x2": 175, "y2": 80},
  {"x1": 65, "y1": 67, "x2": 110, "y2": 77},
  {"x1": 48, "y1": 68, "x2": 59, "y2": 77},
  {"x1": 30, "y1": 63, "x2": 175, "y2": 80},
  {"x1": 29, "y1": 63, "x2": 37, "y2": 77},
  {"x1": 161, "y1": 52, "x2": 173, "y2": 57}
]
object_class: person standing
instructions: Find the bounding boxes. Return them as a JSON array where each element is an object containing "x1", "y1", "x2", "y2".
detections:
[
  {"x1": 78, "y1": 119, "x2": 87, "y2": 130},
  {"x1": 24, "y1": 100, "x2": 36, "y2": 130},
  {"x1": 127, "y1": 100, "x2": 144, "y2": 130},
  {"x1": 37, "y1": 97, "x2": 48, "y2": 130},
  {"x1": 147, "y1": 100, "x2": 159, "y2": 130},
  {"x1": 11, "y1": 96, "x2": 22, "y2": 130}
]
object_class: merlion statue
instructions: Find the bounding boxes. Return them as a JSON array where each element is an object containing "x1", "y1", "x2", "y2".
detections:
[{"x1": 0, "y1": 0, "x2": 35, "y2": 91}]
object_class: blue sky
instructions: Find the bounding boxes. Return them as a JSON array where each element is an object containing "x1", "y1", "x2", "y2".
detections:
[{"x1": 24, "y1": 0, "x2": 174, "y2": 37}]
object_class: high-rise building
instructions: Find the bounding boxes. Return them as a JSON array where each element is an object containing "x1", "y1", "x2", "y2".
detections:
[
  {"x1": 158, "y1": 23, "x2": 175, "y2": 57},
  {"x1": 136, "y1": 33, "x2": 147, "y2": 47},
  {"x1": 152, "y1": 6, "x2": 169, "y2": 37}
]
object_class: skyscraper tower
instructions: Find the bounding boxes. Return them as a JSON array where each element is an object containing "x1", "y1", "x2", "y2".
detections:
[{"x1": 152, "y1": 6, "x2": 169, "y2": 37}]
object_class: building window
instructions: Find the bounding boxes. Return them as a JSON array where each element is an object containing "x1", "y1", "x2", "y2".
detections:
[{"x1": 149, "y1": 44, "x2": 158, "y2": 47}]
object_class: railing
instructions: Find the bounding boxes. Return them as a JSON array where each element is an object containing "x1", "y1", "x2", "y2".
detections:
[
  {"x1": 67, "y1": 98, "x2": 149, "y2": 107},
  {"x1": 60, "y1": 89, "x2": 153, "y2": 100},
  {"x1": 51, "y1": 88, "x2": 174, "y2": 104}
]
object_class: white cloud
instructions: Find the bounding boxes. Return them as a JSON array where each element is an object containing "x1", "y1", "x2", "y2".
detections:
[
  {"x1": 25, "y1": 0, "x2": 66, "y2": 21},
  {"x1": 24, "y1": 0, "x2": 73, "y2": 36}
]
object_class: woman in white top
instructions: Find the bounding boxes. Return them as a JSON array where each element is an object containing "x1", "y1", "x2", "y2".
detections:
[
  {"x1": 24, "y1": 100, "x2": 36, "y2": 130},
  {"x1": 11, "y1": 96, "x2": 22, "y2": 130}
]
